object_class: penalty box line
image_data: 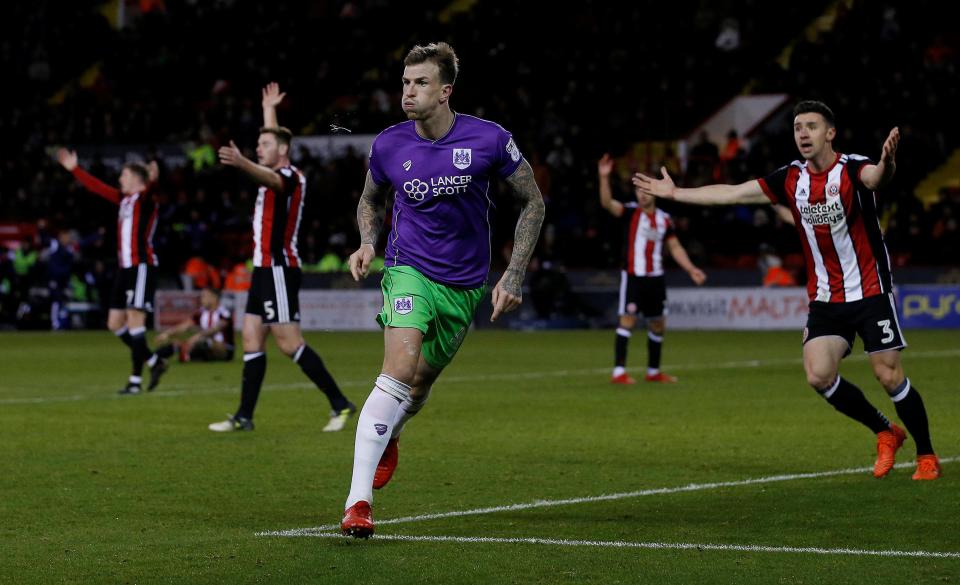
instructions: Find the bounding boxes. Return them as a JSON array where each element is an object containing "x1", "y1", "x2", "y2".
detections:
[
  {"x1": 291, "y1": 532, "x2": 960, "y2": 559},
  {"x1": 260, "y1": 456, "x2": 957, "y2": 537}
]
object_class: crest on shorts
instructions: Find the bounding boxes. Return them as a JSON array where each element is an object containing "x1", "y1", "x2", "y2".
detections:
[
  {"x1": 374, "y1": 423, "x2": 388, "y2": 436},
  {"x1": 449, "y1": 326, "x2": 467, "y2": 354},
  {"x1": 394, "y1": 296, "x2": 414, "y2": 315},
  {"x1": 453, "y1": 148, "x2": 472, "y2": 170}
]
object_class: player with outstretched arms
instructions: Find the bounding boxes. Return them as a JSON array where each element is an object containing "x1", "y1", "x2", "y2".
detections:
[{"x1": 633, "y1": 100, "x2": 939, "y2": 481}]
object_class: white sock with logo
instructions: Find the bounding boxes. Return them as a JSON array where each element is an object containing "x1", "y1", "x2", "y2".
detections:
[{"x1": 345, "y1": 375, "x2": 409, "y2": 510}]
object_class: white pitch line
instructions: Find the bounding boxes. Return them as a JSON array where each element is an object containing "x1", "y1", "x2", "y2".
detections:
[
  {"x1": 3, "y1": 348, "x2": 959, "y2": 406},
  {"x1": 260, "y1": 457, "x2": 958, "y2": 537},
  {"x1": 292, "y1": 533, "x2": 960, "y2": 559}
]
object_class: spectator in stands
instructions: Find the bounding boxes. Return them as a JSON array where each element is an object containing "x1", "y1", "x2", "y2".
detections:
[
  {"x1": 45, "y1": 230, "x2": 76, "y2": 330},
  {"x1": 181, "y1": 256, "x2": 221, "y2": 291},
  {"x1": 689, "y1": 131, "x2": 719, "y2": 168},
  {"x1": 720, "y1": 129, "x2": 742, "y2": 164},
  {"x1": 758, "y1": 243, "x2": 797, "y2": 287}
]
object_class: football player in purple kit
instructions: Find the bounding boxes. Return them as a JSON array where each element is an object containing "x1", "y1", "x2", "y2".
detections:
[{"x1": 340, "y1": 42, "x2": 545, "y2": 537}]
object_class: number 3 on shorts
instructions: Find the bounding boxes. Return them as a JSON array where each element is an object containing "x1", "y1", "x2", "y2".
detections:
[
  {"x1": 263, "y1": 300, "x2": 275, "y2": 320},
  {"x1": 877, "y1": 319, "x2": 894, "y2": 344}
]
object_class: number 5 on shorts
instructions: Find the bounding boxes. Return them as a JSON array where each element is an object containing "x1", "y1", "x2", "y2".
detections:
[
  {"x1": 877, "y1": 319, "x2": 894, "y2": 344},
  {"x1": 263, "y1": 300, "x2": 275, "y2": 320}
]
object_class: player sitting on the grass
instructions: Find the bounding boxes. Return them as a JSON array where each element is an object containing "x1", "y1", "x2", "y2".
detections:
[
  {"x1": 633, "y1": 100, "x2": 940, "y2": 481},
  {"x1": 154, "y1": 287, "x2": 235, "y2": 363},
  {"x1": 56, "y1": 148, "x2": 170, "y2": 395}
]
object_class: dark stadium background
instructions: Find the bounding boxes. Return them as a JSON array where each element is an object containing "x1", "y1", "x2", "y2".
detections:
[{"x1": 1, "y1": 0, "x2": 957, "y2": 329}]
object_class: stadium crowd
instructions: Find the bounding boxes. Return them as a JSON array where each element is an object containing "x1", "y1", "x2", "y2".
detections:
[{"x1": 1, "y1": 0, "x2": 957, "y2": 328}]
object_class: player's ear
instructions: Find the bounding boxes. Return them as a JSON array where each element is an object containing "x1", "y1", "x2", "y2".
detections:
[
  {"x1": 439, "y1": 83, "x2": 453, "y2": 104},
  {"x1": 279, "y1": 143, "x2": 289, "y2": 157},
  {"x1": 825, "y1": 126, "x2": 836, "y2": 142}
]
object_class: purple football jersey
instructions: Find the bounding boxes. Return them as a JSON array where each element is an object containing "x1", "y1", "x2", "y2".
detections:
[{"x1": 368, "y1": 113, "x2": 524, "y2": 288}]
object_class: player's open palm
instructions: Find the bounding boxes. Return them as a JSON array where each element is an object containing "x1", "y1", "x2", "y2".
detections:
[
  {"x1": 597, "y1": 153, "x2": 614, "y2": 178},
  {"x1": 349, "y1": 244, "x2": 375, "y2": 281},
  {"x1": 56, "y1": 148, "x2": 78, "y2": 171},
  {"x1": 218, "y1": 141, "x2": 243, "y2": 167},
  {"x1": 881, "y1": 127, "x2": 899, "y2": 164},
  {"x1": 632, "y1": 166, "x2": 676, "y2": 199},
  {"x1": 262, "y1": 82, "x2": 286, "y2": 109}
]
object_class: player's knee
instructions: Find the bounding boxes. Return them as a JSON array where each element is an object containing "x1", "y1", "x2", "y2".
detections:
[
  {"x1": 618, "y1": 315, "x2": 636, "y2": 329},
  {"x1": 648, "y1": 318, "x2": 666, "y2": 335},
  {"x1": 409, "y1": 384, "x2": 431, "y2": 400},
  {"x1": 107, "y1": 315, "x2": 125, "y2": 332},
  {"x1": 805, "y1": 368, "x2": 836, "y2": 391},
  {"x1": 873, "y1": 365, "x2": 903, "y2": 392},
  {"x1": 242, "y1": 334, "x2": 260, "y2": 352},
  {"x1": 276, "y1": 337, "x2": 303, "y2": 357},
  {"x1": 381, "y1": 352, "x2": 421, "y2": 385},
  {"x1": 381, "y1": 359, "x2": 417, "y2": 386}
]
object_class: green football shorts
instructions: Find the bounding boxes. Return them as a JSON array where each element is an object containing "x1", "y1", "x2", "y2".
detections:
[{"x1": 377, "y1": 265, "x2": 485, "y2": 369}]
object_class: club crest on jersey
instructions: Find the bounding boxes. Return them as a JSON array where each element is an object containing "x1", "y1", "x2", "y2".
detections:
[
  {"x1": 453, "y1": 148, "x2": 472, "y2": 170},
  {"x1": 403, "y1": 160, "x2": 412, "y2": 171},
  {"x1": 394, "y1": 296, "x2": 414, "y2": 315},
  {"x1": 828, "y1": 183, "x2": 840, "y2": 196}
]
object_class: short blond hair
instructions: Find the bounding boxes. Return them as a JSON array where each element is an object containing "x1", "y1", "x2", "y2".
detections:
[{"x1": 404, "y1": 42, "x2": 459, "y2": 85}]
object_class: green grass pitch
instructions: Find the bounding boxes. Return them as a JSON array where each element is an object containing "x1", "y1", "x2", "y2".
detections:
[{"x1": 2, "y1": 329, "x2": 958, "y2": 584}]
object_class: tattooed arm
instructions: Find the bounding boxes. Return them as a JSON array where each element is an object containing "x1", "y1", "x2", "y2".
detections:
[
  {"x1": 491, "y1": 160, "x2": 546, "y2": 322},
  {"x1": 348, "y1": 170, "x2": 391, "y2": 281}
]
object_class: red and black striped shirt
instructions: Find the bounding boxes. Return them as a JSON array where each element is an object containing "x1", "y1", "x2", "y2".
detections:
[
  {"x1": 71, "y1": 167, "x2": 158, "y2": 268},
  {"x1": 758, "y1": 153, "x2": 892, "y2": 303},
  {"x1": 252, "y1": 165, "x2": 305, "y2": 268},
  {"x1": 622, "y1": 203, "x2": 676, "y2": 277}
]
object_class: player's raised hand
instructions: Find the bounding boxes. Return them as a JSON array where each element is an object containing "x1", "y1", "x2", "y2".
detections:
[
  {"x1": 632, "y1": 167, "x2": 677, "y2": 199},
  {"x1": 880, "y1": 127, "x2": 899, "y2": 165},
  {"x1": 218, "y1": 141, "x2": 244, "y2": 167},
  {"x1": 262, "y1": 82, "x2": 286, "y2": 109},
  {"x1": 597, "y1": 153, "x2": 614, "y2": 177},
  {"x1": 348, "y1": 243, "x2": 375, "y2": 281},
  {"x1": 689, "y1": 267, "x2": 707, "y2": 286},
  {"x1": 490, "y1": 271, "x2": 522, "y2": 322},
  {"x1": 56, "y1": 148, "x2": 78, "y2": 171}
]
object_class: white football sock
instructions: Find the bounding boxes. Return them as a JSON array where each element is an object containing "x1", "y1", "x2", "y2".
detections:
[
  {"x1": 391, "y1": 387, "x2": 431, "y2": 439},
  {"x1": 345, "y1": 375, "x2": 409, "y2": 509}
]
